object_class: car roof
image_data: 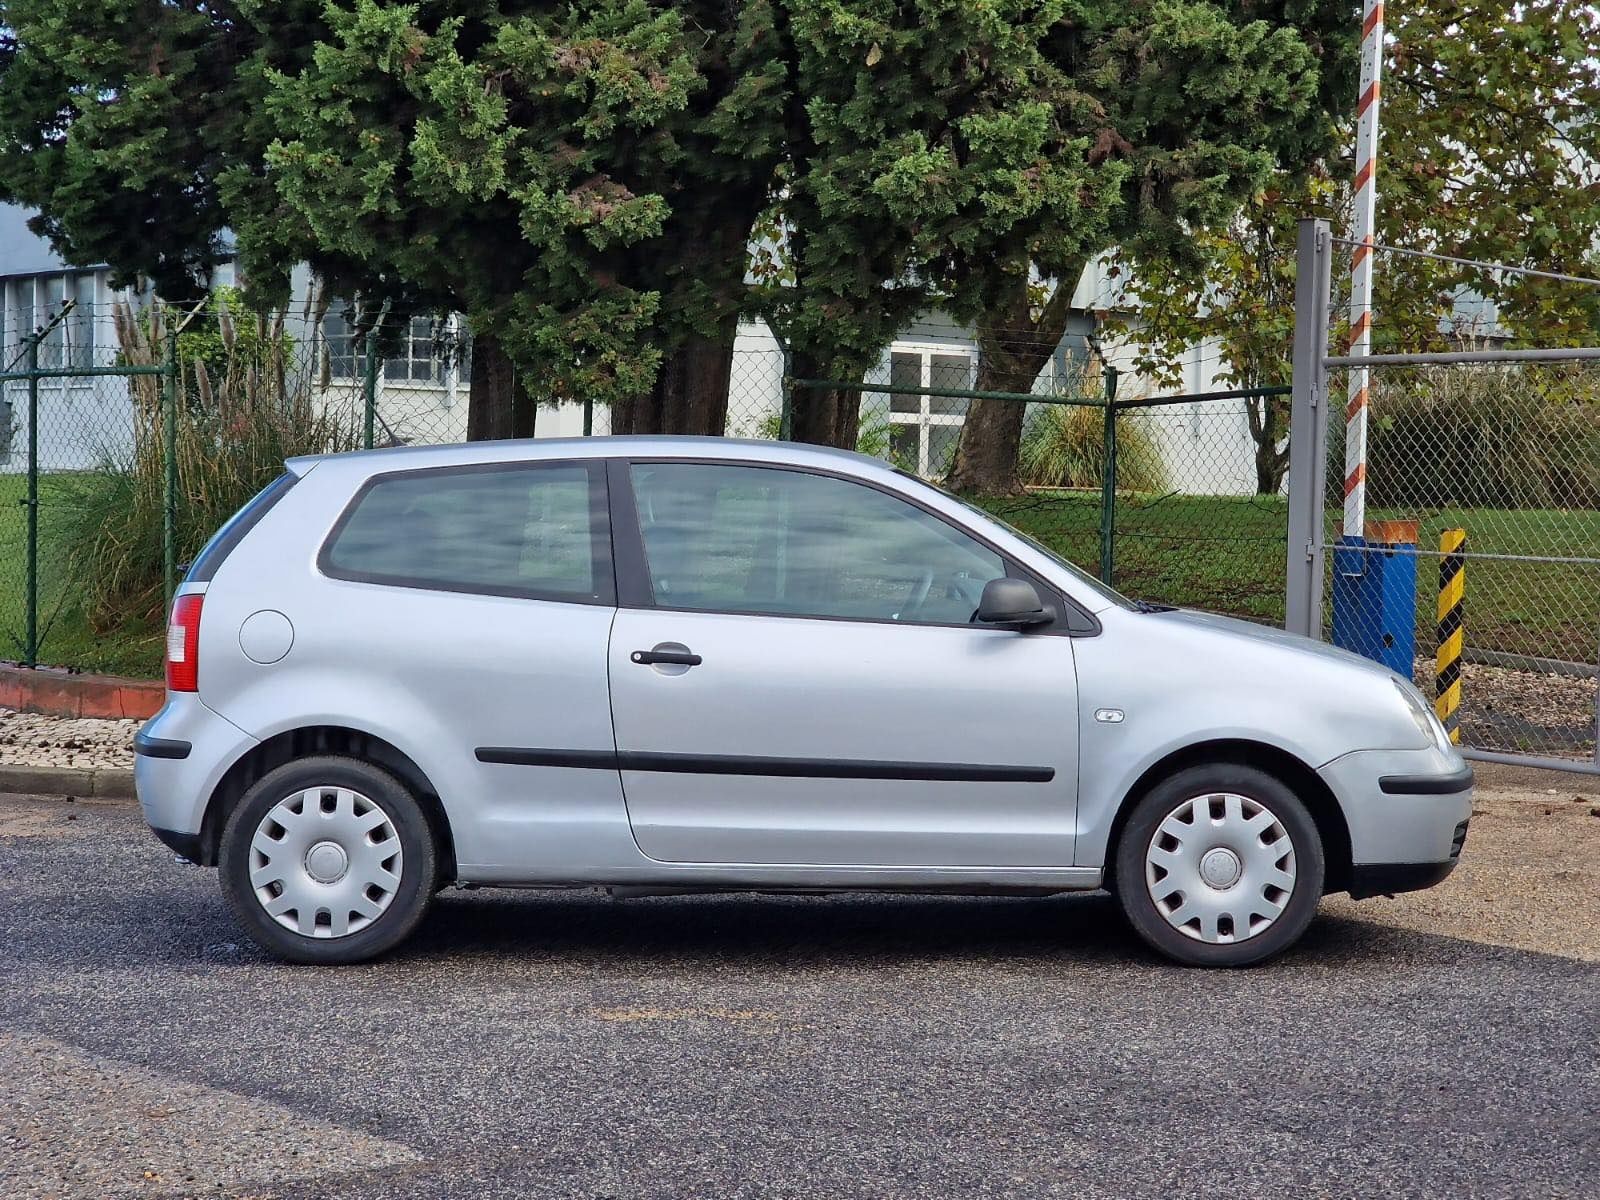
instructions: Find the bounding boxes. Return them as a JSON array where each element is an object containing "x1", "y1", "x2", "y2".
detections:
[{"x1": 287, "y1": 436, "x2": 893, "y2": 480}]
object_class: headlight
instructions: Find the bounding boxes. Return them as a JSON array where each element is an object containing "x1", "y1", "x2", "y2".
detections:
[{"x1": 1393, "y1": 678, "x2": 1449, "y2": 748}]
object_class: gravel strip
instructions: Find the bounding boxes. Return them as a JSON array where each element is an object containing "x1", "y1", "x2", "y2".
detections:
[
  {"x1": 0, "y1": 707, "x2": 138, "y2": 770},
  {"x1": 1415, "y1": 657, "x2": 1598, "y2": 757}
]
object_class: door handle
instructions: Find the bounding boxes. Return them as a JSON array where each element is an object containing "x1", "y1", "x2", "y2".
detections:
[{"x1": 630, "y1": 647, "x2": 702, "y2": 667}]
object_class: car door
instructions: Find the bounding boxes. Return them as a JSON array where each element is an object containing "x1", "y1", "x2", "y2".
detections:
[{"x1": 606, "y1": 458, "x2": 1079, "y2": 868}]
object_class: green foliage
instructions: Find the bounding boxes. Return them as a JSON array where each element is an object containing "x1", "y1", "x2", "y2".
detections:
[
  {"x1": 1019, "y1": 404, "x2": 1168, "y2": 493},
  {"x1": 171, "y1": 289, "x2": 298, "y2": 386},
  {"x1": 61, "y1": 301, "x2": 357, "y2": 629},
  {"x1": 1118, "y1": 1, "x2": 1600, "y2": 475},
  {"x1": 1362, "y1": 367, "x2": 1600, "y2": 511},
  {"x1": 0, "y1": 0, "x2": 1365, "y2": 443}
]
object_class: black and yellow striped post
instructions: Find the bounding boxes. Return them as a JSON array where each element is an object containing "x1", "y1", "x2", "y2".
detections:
[{"x1": 1435, "y1": 529, "x2": 1466, "y2": 744}]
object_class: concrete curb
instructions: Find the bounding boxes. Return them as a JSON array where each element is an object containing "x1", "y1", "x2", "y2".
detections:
[
  {"x1": 0, "y1": 663, "x2": 162, "y2": 720},
  {"x1": 0, "y1": 764, "x2": 136, "y2": 800}
]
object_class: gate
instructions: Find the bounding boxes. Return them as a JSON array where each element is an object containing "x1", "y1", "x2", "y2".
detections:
[{"x1": 1286, "y1": 218, "x2": 1600, "y2": 773}]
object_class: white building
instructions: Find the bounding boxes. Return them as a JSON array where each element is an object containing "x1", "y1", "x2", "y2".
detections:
[{"x1": 0, "y1": 202, "x2": 1260, "y2": 492}]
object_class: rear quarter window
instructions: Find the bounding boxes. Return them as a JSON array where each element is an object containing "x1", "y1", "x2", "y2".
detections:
[{"x1": 319, "y1": 460, "x2": 613, "y2": 604}]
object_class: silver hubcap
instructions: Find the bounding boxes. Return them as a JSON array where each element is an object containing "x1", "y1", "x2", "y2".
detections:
[
  {"x1": 1144, "y1": 792, "x2": 1297, "y2": 944},
  {"x1": 249, "y1": 787, "x2": 403, "y2": 939}
]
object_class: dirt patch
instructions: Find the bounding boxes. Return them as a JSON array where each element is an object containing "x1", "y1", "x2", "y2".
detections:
[
  {"x1": 1326, "y1": 767, "x2": 1600, "y2": 962},
  {"x1": 0, "y1": 795, "x2": 104, "y2": 839}
]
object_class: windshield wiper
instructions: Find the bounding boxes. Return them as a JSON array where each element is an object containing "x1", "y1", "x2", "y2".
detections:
[{"x1": 1132, "y1": 599, "x2": 1176, "y2": 614}]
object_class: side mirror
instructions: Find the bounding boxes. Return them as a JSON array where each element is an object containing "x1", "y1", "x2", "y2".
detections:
[{"x1": 975, "y1": 577, "x2": 1053, "y2": 628}]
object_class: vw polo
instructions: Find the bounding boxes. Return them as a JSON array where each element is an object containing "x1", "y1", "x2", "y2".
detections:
[{"x1": 136, "y1": 437, "x2": 1472, "y2": 966}]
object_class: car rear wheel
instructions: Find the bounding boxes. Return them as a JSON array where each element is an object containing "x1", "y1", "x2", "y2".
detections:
[
  {"x1": 1114, "y1": 763, "x2": 1324, "y2": 967},
  {"x1": 219, "y1": 756, "x2": 436, "y2": 964}
]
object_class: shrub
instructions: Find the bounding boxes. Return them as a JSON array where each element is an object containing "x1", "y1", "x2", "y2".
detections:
[
  {"x1": 1018, "y1": 401, "x2": 1168, "y2": 493},
  {"x1": 1353, "y1": 366, "x2": 1600, "y2": 510},
  {"x1": 61, "y1": 299, "x2": 357, "y2": 629}
]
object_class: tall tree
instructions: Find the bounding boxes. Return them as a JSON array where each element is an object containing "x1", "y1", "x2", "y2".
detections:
[
  {"x1": 941, "y1": 0, "x2": 1356, "y2": 494},
  {"x1": 1118, "y1": 0, "x2": 1600, "y2": 494},
  {"x1": 0, "y1": 1, "x2": 1361, "y2": 449}
]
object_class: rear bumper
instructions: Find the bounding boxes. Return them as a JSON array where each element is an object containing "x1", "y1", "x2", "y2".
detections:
[
  {"x1": 134, "y1": 694, "x2": 257, "y2": 859},
  {"x1": 1319, "y1": 745, "x2": 1473, "y2": 892}
]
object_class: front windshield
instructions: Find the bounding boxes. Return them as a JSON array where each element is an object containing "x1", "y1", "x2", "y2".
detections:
[{"x1": 897, "y1": 470, "x2": 1138, "y2": 611}]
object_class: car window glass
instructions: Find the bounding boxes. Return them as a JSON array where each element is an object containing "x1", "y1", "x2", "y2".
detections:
[
  {"x1": 325, "y1": 463, "x2": 604, "y2": 600},
  {"x1": 629, "y1": 462, "x2": 1004, "y2": 624}
]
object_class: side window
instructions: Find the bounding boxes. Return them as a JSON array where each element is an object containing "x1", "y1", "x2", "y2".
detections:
[
  {"x1": 629, "y1": 462, "x2": 1005, "y2": 624},
  {"x1": 323, "y1": 462, "x2": 611, "y2": 603}
]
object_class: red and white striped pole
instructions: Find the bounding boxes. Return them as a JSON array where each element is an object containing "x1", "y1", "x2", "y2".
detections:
[{"x1": 1344, "y1": 0, "x2": 1385, "y2": 536}]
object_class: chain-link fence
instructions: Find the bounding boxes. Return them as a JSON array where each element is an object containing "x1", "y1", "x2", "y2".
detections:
[
  {"x1": 9, "y1": 299, "x2": 1290, "y2": 681},
  {"x1": 0, "y1": 294, "x2": 466, "y2": 675},
  {"x1": 1287, "y1": 220, "x2": 1600, "y2": 771},
  {"x1": 1321, "y1": 357, "x2": 1600, "y2": 764},
  {"x1": 726, "y1": 342, "x2": 1293, "y2": 618}
]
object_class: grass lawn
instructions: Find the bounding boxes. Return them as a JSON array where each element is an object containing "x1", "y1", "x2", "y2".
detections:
[
  {"x1": 0, "y1": 471, "x2": 164, "y2": 677},
  {"x1": 979, "y1": 490, "x2": 1600, "y2": 665}
]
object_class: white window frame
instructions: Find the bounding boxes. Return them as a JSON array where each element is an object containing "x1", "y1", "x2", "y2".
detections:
[
  {"x1": 319, "y1": 306, "x2": 464, "y2": 408},
  {"x1": 10, "y1": 273, "x2": 97, "y2": 379},
  {"x1": 885, "y1": 342, "x2": 976, "y2": 477}
]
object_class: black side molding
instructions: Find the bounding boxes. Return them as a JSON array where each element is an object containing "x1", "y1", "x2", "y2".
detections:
[
  {"x1": 477, "y1": 748, "x2": 618, "y2": 770},
  {"x1": 476, "y1": 747, "x2": 1054, "y2": 783},
  {"x1": 134, "y1": 732, "x2": 192, "y2": 760},
  {"x1": 1378, "y1": 764, "x2": 1474, "y2": 795}
]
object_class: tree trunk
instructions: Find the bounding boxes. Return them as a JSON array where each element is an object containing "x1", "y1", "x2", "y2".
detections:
[
  {"x1": 786, "y1": 350, "x2": 862, "y2": 449},
  {"x1": 1246, "y1": 392, "x2": 1291, "y2": 494},
  {"x1": 946, "y1": 268, "x2": 1085, "y2": 495},
  {"x1": 611, "y1": 324, "x2": 736, "y2": 436},
  {"x1": 466, "y1": 331, "x2": 533, "y2": 440}
]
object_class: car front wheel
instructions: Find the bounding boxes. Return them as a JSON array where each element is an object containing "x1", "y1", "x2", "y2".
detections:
[
  {"x1": 1114, "y1": 763, "x2": 1324, "y2": 967},
  {"x1": 218, "y1": 755, "x2": 437, "y2": 964}
]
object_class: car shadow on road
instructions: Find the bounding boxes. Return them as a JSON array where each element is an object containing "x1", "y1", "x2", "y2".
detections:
[{"x1": 369, "y1": 885, "x2": 1504, "y2": 974}]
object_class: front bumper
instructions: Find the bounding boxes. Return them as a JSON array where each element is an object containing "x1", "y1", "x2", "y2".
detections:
[{"x1": 1319, "y1": 745, "x2": 1473, "y2": 895}]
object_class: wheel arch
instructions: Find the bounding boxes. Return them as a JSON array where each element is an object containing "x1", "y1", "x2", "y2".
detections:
[
  {"x1": 1104, "y1": 738, "x2": 1352, "y2": 894},
  {"x1": 195, "y1": 725, "x2": 457, "y2": 880}
]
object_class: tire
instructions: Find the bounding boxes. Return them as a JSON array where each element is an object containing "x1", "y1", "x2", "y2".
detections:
[
  {"x1": 1113, "y1": 763, "x2": 1324, "y2": 967},
  {"x1": 218, "y1": 755, "x2": 437, "y2": 965}
]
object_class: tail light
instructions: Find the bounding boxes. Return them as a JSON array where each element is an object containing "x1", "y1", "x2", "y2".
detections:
[{"x1": 166, "y1": 594, "x2": 204, "y2": 692}]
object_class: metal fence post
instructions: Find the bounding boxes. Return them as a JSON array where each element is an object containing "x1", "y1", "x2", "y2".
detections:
[
  {"x1": 362, "y1": 329, "x2": 377, "y2": 450},
  {"x1": 162, "y1": 327, "x2": 179, "y2": 611},
  {"x1": 778, "y1": 341, "x2": 794, "y2": 441},
  {"x1": 582, "y1": 396, "x2": 594, "y2": 437},
  {"x1": 1098, "y1": 366, "x2": 1120, "y2": 584},
  {"x1": 1285, "y1": 217, "x2": 1333, "y2": 637},
  {"x1": 23, "y1": 334, "x2": 39, "y2": 668}
]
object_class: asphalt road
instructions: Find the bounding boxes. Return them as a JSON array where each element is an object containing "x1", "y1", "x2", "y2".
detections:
[{"x1": 2, "y1": 793, "x2": 1596, "y2": 1200}]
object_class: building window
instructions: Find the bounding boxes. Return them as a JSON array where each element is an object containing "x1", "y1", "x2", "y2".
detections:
[
  {"x1": 384, "y1": 316, "x2": 445, "y2": 383},
  {"x1": 884, "y1": 346, "x2": 974, "y2": 478},
  {"x1": 321, "y1": 305, "x2": 360, "y2": 379},
  {"x1": 12, "y1": 274, "x2": 95, "y2": 370},
  {"x1": 321, "y1": 307, "x2": 453, "y2": 384}
]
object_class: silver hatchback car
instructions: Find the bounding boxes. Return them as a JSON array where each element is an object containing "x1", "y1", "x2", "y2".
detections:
[{"x1": 136, "y1": 437, "x2": 1472, "y2": 967}]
